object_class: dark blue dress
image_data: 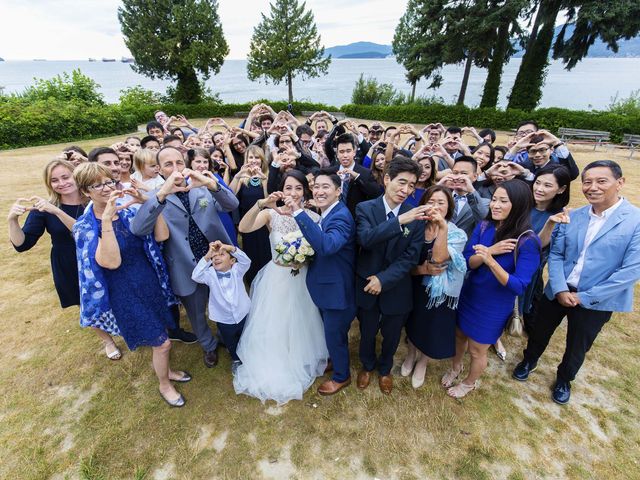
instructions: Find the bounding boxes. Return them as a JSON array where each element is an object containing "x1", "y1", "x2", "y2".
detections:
[
  {"x1": 13, "y1": 204, "x2": 83, "y2": 308},
  {"x1": 406, "y1": 240, "x2": 457, "y2": 359},
  {"x1": 237, "y1": 182, "x2": 271, "y2": 284},
  {"x1": 457, "y1": 222, "x2": 541, "y2": 344},
  {"x1": 404, "y1": 187, "x2": 426, "y2": 208},
  {"x1": 101, "y1": 216, "x2": 175, "y2": 350}
]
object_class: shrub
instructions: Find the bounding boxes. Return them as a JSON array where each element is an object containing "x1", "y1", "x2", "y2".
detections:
[
  {"x1": 119, "y1": 86, "x2": 164, "y2": 108},
  {"x1": 351, "y1": 75, "x2": 401, "y2": 106},
  {"x1": 18, "y1": 69, "x2": 104, "y2": 105},
  {"x1": 341, "y1": 104, "x2": 640, "y2": 143},
  {"x1": 608, "y1": 90, "x2": 640, "y2": 117}
]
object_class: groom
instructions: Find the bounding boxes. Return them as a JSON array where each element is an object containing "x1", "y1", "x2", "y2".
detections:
[{"x1": 286, "y1": 168, "x2": 357, "y2": 395}]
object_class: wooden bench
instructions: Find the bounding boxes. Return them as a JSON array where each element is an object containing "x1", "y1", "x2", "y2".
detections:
[
  {"x1": 301, "y1": 111, "x2": 346, "y2": 120},
  {"x1": 622, "y1": 133, "x2": 640, "y2": 159},
  {"x1": 557, "y1": 128, "x2": 611, "y2": 150}
]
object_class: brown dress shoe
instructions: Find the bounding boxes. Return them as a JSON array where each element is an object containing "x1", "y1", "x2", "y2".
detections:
[
  {"x1": 317, "y1": 377, "x2": 351, "y2": 396},
  {"x1": 324, "y1": 359, "x2": 333, "y2": 374},
  {"x1": 379, "y1": 375, "x2": 393, "y2": 394},
  {"x1": 203, "y1": 349, "x2": 218, "y2": 368},
  {"x1": 357, "y1": 370, "x2": 372, "y2": 389}
]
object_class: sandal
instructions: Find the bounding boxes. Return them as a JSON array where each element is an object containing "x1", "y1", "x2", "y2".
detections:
[
  {"x1": 446, "y1": 380, "x2": 479, "y2": 399},
  {"x1": 104, "y1": 341, "x2": 122, "y2": 361},
  {"x1": 441, "y1": 364, "x2": 464, "y2": 388}
]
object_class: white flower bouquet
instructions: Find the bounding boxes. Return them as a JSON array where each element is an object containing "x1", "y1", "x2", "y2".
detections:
[{"x1": 274, "y1": 230, "x2": 315, "y2": 276}]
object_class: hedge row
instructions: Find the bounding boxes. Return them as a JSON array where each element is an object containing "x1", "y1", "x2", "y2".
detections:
[
  {"x1": 121, "y1": 101, "x2": 340, "y2": 125},
  {"x1": 341, "y1": 104, "x2": 640, "y2": 144},
  {"x1": 3, "y1": 99, "x2": 639, "y2": 150},
  {"x1": 0, "y1": 99, "x2": 139, "y2": 150}
]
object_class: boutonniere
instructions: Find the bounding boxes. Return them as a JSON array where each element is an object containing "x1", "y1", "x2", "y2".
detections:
[
  {"x1": 403, "y1": 227, "x2": 410, "y2": 237},
  {"x1": 198, "y1": 198, "x2": 209, "y2": 208}
]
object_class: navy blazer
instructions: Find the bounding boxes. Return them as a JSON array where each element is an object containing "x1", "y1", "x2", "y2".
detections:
[
  {"x1": 355, "y1": 196, "x2": 424, "y2": 315},
  {"x1": 295, "y1": 202, "x2": 357, "y2": 311}
]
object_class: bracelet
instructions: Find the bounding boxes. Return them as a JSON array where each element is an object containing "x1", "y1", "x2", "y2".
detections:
[{"x1": 257, "y1": 200, "x2": 265, "y2": 210}]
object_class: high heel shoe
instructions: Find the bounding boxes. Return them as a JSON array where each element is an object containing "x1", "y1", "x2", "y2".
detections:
[{"x1": 493, "y1": 344, "x2": 507, "y2": 362}]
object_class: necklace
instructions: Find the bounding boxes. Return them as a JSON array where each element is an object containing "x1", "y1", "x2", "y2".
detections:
[{"x1": 249, "y1": 177, "x2": 262, "y2": 187}]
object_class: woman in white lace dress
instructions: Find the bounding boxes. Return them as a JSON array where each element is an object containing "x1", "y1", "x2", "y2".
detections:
[{"x1": 234, "y1": 170, "x2": 328, "y2": 405}]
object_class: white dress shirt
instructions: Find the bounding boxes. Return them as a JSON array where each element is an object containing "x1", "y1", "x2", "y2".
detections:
[
  {"x1": 566, "y1": 197, "x2": 624, "y2": 288},
  {"x1": 191, "y1": 248, "x2": 251, "y2": 324},
  {"x1": 382, "y1": 196, "x2": 401, "y2": 218}
]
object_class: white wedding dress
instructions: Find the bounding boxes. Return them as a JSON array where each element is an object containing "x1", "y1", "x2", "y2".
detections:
[{"x1": 233, "y1": 209, "x2": 328, "y2": 405}]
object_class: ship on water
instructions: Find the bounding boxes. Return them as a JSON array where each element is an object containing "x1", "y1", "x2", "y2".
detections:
[
  {"x1": 121, "y1": 57, "x2": 134, "y2": 63},
  {"x1": 102, "y1": 58, "x2": 116, "y2": 62},
  {"x1": 88, "y1": 58, "x2": 97, "y2": 62}
]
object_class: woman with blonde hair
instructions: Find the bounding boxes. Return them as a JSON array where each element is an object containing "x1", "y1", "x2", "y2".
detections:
[
  {"x1": 230, "y1": 145, "x2": 271, "y2": 283},
  {"x1": 8, "y1": 159, "x2": 84, "y2": 308},
  {"x1": 8, "y1": 159, "x2": 121, "y2": 360}
]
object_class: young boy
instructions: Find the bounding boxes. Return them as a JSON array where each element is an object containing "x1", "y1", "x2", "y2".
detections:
[{"x1": 191, "y1": 241, "x2": 251, "y2": 372}]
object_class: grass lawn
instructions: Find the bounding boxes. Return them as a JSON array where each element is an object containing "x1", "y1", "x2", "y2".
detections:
[{"x1": 1, "y1": 120, "x2": 639, "y2": 480}]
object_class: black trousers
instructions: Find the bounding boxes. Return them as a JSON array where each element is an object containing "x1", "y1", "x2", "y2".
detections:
[
  {"x1": 358, "y1": 307, "x2": 408, "y2": 376},
  {"x1": 523, "y1": 295, "x2": 612, "y2": 383},
  {"x1": 216, "y1": 317, "x2": 246, "y2": 362}
]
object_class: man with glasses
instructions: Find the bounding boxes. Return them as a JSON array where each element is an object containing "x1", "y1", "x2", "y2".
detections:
[{"x1": 510, "y1": 131, "x2": 579, "y2": 181}]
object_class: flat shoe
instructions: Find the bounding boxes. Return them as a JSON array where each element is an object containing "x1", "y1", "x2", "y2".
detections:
[
  {"x1": 446, "y1": 380, "x2": 479, "y2": 399},
  {"x1": 441, "y1": 365, "x2": 464, "y2": 388},
  {"x1": 105, "y1": 342, "x2": 122, "y2": 361},
  {"x1": 170, "y1": 371, "x2": 192, "y2": 383},
  {"x1": 160, "y1": 390, "x2": 185, "y2": 408},
  {"x1": 400, "y1": 356, "x2": 417, "y2": 377}
]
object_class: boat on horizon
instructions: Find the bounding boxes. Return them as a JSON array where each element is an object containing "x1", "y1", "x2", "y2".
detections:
[
  {"x1": 102, "y1": 58, "x2": 116, "y2": 62},
  {"x1": 121, "y1": 57, "x2": 134, "y2": 63},
  {"x1": 88, "y1": 58, "x2": 96, "y2": 62},
  {"x1": 34, "y1": 59, "x2": 47, "y2": 61}
]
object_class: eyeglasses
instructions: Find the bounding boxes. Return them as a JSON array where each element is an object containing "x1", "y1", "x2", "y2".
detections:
[
  {"x1": 528, "y1": 147, "x2": 549, "y2": 155},
  {"x1": 89, "y1": 180, "x2": 117, "y2": 191},
  {"x1": 516, "y1": 129, "x2": 535, "y2": 138}
]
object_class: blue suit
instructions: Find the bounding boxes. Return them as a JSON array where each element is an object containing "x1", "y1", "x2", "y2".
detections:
[
  {"x1": 295, "y1": 202, "x2": 357, "y2": 382},
  {"x1": 524, "y1": 198, "x2": 640, "y2": 383}
]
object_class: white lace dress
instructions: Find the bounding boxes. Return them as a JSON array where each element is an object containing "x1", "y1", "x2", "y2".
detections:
[{"x1": 233, "y1": 209, "x2": 328, "y2": 405}]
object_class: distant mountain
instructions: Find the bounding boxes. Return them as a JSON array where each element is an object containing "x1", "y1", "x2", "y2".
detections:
[
  {"x1": 324, "y1": 42, "x2": 392, "y2": 59},
  {"x1": 513, "y1": 24, "x2": 640, "y2": 58},
  {"x1": 325, "y1": 27, "x2": 639, "y2": 61}
]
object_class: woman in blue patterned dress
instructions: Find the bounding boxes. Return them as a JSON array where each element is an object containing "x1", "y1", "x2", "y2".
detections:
[
  {"x1": 73, "y1": 163, "x2": 190, "y2": 407},
  {"x1": 443, "y1": 179, "x2": 541, "y2": 398}
]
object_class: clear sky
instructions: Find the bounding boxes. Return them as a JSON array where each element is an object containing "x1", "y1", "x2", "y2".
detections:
[{"x1": 0, "y1": 0, "x2": 408, "y2": 60}]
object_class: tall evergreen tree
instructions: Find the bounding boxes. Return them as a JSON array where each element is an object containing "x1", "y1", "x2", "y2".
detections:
[
  {"x1": 118, "y1": 0, "x2": 229, "y2": 104},
  {"x1": 247, "y1": 0, "x2": 330, "y2": 104},
  {"x1": 479, "y1": 0, "x2": 529, "y2": 108},
  {"x1": 508, "y1": 0, "x2": 640, "y2": 111},
  {"x1": 392, "y1": 0, "x2": 449, "y2": 102}
]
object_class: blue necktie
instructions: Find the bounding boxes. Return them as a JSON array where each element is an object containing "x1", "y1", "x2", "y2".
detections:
[
  {"x1": 216, "y1": 271, "x2": 231, "y2": 279},
  {"x1": 387, "y1": 211, "x2": 395, "y2": 220}
]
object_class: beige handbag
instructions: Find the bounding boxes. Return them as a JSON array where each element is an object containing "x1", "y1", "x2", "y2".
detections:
[{"x1": 505, "y1": 229, "x2": 534, "y2": 337}]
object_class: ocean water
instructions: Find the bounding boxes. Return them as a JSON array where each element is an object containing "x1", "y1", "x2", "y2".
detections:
[{"x1": 0, "y1": 57, "x2": 637, "y2": 110}]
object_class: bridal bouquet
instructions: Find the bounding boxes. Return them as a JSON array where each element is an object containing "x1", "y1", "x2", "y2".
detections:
[{"x1": 274, "y1": 230, "x2": 315, "y2": 276}]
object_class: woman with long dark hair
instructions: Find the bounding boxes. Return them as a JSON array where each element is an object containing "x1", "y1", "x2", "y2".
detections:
[
  {"x1": 442, "y1": 179, "x2": 541, "y2": 398},
  {"x1": 234, "y1": 169, "x2": 328, "y2": 404},
  {"x1": 405, "y1": 156, "x2": 437, "y2": 207}
]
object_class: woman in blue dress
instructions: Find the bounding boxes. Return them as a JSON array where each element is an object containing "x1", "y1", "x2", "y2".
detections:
[
  {"x1": 443, "y1": 179, "x2": 541, "y2": 398},
  {"x1": 72, "y1": 163, "x2": 190, "y2": 407},
  {"x1": 521, "y1": 165, "x2": 571, "y2": 333}
]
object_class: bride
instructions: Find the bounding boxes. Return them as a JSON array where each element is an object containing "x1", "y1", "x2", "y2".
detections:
[{"x1": 234, "y1": 170, "x2": 328, "y2": 405}]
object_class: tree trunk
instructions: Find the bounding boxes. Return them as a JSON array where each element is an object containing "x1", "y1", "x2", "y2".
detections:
[
  {"x1": 457, "y1": 53, "x2": 474, "y2": 106},
  {"x1": 410, "y1": 80, "x2": 416, "y2": 103},
  {"x1": 480, "y1": 19, "x2": 511, "y2": 109},
  {"x1": 287, "y1": 71, "x2": 293, "y2": 104},
  {"x1": 174, "y1": 68, "x2": 201, "y2": 104},
  {"x1": 507, "y1": 0, "x2": 562, "y2": 111}
]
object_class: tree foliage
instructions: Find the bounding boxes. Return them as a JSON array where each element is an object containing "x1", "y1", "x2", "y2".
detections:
[
  {"x1": 18, "y1": 69, "x2": 104, "y2": 105},
  {"x1": 247, "y1": 0, "x2": 330, "y2": 104},
  {"x1": 118, "y1": 0, "x2": 229, "y2": 104}
]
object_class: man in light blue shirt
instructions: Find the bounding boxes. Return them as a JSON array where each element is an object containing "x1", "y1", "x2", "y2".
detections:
[{"x1": 513, "y1": 160, "x2": 640, "y2": 405}]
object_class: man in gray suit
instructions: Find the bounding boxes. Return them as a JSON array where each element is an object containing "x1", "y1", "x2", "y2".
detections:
[
  {"x1": 439, "y1": 156, "x2": 489, "y2": 238},
  {"x1": 131, "y1": 146, "x2": 239, "y2": 367}
]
